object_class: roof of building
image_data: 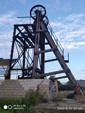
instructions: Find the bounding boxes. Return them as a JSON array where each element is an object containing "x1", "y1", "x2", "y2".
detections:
[
  {"x1": 77, "y1": 80, "x2": 85, "y2": 87},
  {"x1": 0, "y1": 58, "x2": 16, "y2": 66}
]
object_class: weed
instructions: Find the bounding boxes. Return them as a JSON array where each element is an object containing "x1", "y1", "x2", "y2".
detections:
[{"x1": 0, "y1": 91, "x2": 48, "y2": 113}]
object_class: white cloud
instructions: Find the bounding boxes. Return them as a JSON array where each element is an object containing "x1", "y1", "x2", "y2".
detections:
[
  {"x1": 0, "y1": 11, "x2": 33, "y2": 27},
  {"x1": 0, "y1": 42, "x2": 11, "y2": 47},
  {"x1": 0, "y1": 31, "x2": 13, "y2": 57},
  {"x1": 50, "y1": 13, "x2": 85, "y2": 50},
  {"x1": 0, "y1": 11, "x2": 34, "y2": 58},
  {"x1": 50, "y1": 22, "x2": 62, "y2": 27},
  {"x1": 62, "y1": 42, "x2": 85, "y2": 49},
  {"x1": 0, "y1": 11, "x2": 85, "y2": 59},
  {"x1": 0, "y1": 11, "x2": 17, "y2": 26},
  {"x1": 0, "y1": 31, "x2": 12, "y2": 40},
  {"x1": 65, "y1": 14, "x2": 85, "y2": 21}
]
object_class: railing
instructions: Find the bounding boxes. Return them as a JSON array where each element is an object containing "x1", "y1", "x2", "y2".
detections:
[
  {"x1": 47, "y1": 24, "x2": 64, "y2": 57},
  {"x1": 17, "y1": 16, "x2": 34, "y2": 24}
]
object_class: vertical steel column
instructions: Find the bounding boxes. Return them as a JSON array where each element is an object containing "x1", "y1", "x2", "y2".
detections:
[
  {"x1": 22, "y1": 38, "x2": 25, "y2": 78},
  {"x1": 5, "y1": 26, "x2": 16, "y2": 79},
  {"x1": 32, "y1": 11, "x2": 41, "y2": 77},
  {"x1": 40, "y1": 34, "x2": 45, "y2": 75}
]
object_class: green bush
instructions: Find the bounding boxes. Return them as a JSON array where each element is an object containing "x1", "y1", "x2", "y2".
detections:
[
  {"x1": 57, "y1": 80, "x2": 74, "y2": 91},
  {"x1": 0, "y1": 91, "x2": 48, "y2": 113},
  {"x1": 27, "y1": 91, "x2": 48, "y2": 106},
  {"x1": 66, "y1": 92, "x2": 76, "y2": 99}
]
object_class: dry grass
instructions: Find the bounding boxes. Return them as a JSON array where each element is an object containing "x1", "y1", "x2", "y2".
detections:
[
  {"x1": 53, "y1": 91, "x2": 74, "y2": 102},
  {"x1": 57, "y1": 91, "x2": 74, "y2": 98},
  {"x1": 83, "y1": 91, "x2": 85, "y2": 94}
]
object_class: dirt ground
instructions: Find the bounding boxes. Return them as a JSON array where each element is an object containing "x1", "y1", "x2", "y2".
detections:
[{"x1": 34, "y1": 98, "x2": 85, "y2": 110}]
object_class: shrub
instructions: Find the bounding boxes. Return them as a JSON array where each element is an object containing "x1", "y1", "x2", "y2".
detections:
[
  {"x1": 0, "y1": 91, "x2": 48, "y2": 113},
  {"x1": 66, "y1": 92, "x2": 76, "y2": 99},
  {"x1": 27, "y1": 91, "x2": 48, "y2": 106}
]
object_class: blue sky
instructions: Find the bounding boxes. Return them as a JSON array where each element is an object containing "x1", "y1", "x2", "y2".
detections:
[{"x1": 0, "y1": 0, "x2": 85, "y2": 82}]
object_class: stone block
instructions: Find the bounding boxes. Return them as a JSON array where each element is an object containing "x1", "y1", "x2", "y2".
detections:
[
  {"x1": 0, "y1": 80, "x2": 4, "y2": 85},
  {"x1": 0, "y1": 79, "x2": 58, "y2": 100},
  {"x1": 76, "y1": 95, "x2": 85, "y2": 103}
]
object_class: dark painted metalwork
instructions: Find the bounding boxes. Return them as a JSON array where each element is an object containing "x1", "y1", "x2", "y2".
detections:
[
  {"x1": 50, "y1": 75, "x2": 68, "y2": 80},
  {"x1": 5, "y1": 5, "x2": 83, "y2": 95}
]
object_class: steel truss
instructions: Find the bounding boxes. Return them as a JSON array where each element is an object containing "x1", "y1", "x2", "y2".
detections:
[{"x1": 5, "y1": 5, "x2": 83, "y2": 95}]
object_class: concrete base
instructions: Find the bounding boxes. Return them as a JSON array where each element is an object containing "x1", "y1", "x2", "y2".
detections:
[
  {"x1": 76, "y1": 95, "x2": 85, "y2": 103},
  {"x1": 0, "y1": 79, "x2": 58, "y2": 100}
]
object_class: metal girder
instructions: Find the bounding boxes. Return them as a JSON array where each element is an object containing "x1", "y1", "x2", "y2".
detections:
[
  {"x1": 12, "y1": 67, "x2": 32, "y2": 70},
  {"x1": 50, "y1": 75, "x2": 68, "y2": 80},
  {"x1": 24, "y1": 26, "x2": 35, "y2": 43},
  {"x1": 16, "y1": 27, "x2": 34, "y2": 47},
  {"x1": 45, "y1": 58, "x2": 69, "y2": 63},
  {"x1": 41, "y1": 22, "x2": 78, "y2": 86},
  {"x1": 33, "y1": 70, "x2": 66, "y2": 78},
  {"x1": 40, "y1": 33, "x2": 45, "y2": 75},
  {"x1": 45, "y1": 58, "x2": 58, "y2": 63},
  {"x1": 32, "y1": 11, "x2": 41, "y2": 77},
  {"x1": 5, "y1": 23, "x2": 35, "y2": 79},
  {"x1": 5, "y1": 27, "x2": 16, "y2": 79},
  {"x1": 16, "y1": 36, "x2": 30, "y2": 48},
  {"x1": 14, "y1": 24, "x2": 34, "y2": 27},
  {"x1": 35, "y1": 48, "x2": 57, "y2": 55}
]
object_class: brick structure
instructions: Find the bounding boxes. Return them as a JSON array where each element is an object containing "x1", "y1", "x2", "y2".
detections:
[{"x1": 0, "y1": 79, "x2": 58, "y2": 100}]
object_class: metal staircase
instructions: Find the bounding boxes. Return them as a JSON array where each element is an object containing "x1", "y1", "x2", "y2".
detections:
[{"x1": 48, "y1": 24, "x2": 64, "y2": 57}]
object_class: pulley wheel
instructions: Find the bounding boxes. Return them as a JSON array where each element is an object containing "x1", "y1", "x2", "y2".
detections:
[
  {"x1": 42, "y1": 16, "x2": 49, "y2": 25},
  {"x1": 30, "y1": 5, "x2": 46, "y2": 19}
]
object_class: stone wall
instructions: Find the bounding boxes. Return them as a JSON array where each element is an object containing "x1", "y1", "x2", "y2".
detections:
[
  {"x1": 75, "y1": 95, "x2": 85, "y2": 103},
  {"x1": 0, "y1": 79, "x2": 58, "y2": 100}
]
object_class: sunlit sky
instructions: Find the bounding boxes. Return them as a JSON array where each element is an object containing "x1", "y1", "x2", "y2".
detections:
[{"x1": 0, "y1": 0, "x2": 85, "y2": 82}]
